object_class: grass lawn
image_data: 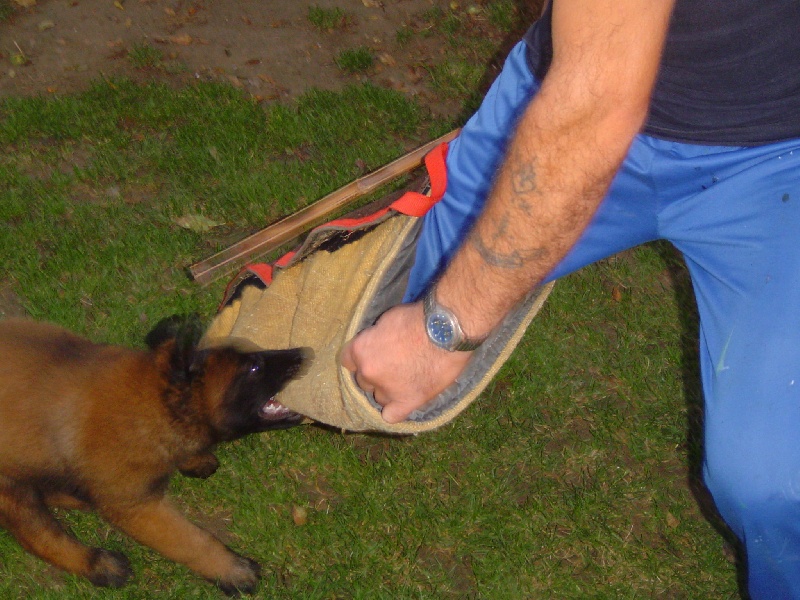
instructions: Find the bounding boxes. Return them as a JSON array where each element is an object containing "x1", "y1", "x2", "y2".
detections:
[{"x1": 0, "y1": 77, "x2": 741, "y2": 600}]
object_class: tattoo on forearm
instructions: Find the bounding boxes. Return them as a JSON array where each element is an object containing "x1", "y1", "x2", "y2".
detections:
[
  {"x1": 491, "y1": 215, "x2": 510, "y2": 242},
  {"x1": 511, "y1": 162, "x2": 537, "y2": 194},
  {"x1": 511, "y1": 194, "x2": 534, "y2": 216},
  {"x1": 468, "y1": 229, "x2": 546, "y2": 270}
]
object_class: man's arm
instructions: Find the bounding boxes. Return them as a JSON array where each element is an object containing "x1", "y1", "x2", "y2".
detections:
[{"x1": 341, "y1": 0, "x2": 675, "y2": 423}]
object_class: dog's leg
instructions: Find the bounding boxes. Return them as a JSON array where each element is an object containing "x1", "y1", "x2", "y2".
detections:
[
  {"x1": 43, "y1": 491, "x2": 92, "y2": 511},
  {"x1": 0, "y1": 480, "x2": 132, "y2": 587},
  {"x1": 178, "y1": 451, "x2": 220, "y2": 479},
  {"x1": 101, "y1": 496, "x2": 260, "y2": 595}
]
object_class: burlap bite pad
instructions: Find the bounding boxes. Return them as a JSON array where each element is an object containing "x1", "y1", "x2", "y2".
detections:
[{"x1": 201, "y1": 203, "x2": 553, "y2": 434}]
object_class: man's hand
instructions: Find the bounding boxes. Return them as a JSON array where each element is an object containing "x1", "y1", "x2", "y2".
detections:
[{"x1": 340, "y1": 302, "x2": 471, "y2": 424}]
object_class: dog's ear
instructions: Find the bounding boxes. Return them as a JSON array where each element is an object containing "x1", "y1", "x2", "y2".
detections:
[
  {"x1": 145, "y1": 314, "x2": 203, "y2": 350},
  {"x1": 145, "y1": 314, "x2": 205, "y2": 384}
]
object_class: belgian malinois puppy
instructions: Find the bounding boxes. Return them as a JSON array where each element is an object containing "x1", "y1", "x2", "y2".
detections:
[{"x1": 0, "y1": 315, "x2": 309, "y2": 595}]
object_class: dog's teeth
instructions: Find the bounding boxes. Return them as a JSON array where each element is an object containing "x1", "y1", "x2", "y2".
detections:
[{"x1": 260, "y1": 399, "x2": 288, "y2": 417}]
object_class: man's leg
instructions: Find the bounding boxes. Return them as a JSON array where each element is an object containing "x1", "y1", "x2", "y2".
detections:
[
  {"x1": 551, "y1": 136, "x2": 800, "y2": 596},
  {"x1": 659, "y1": 139, "x2": 800, "y2": 599}
]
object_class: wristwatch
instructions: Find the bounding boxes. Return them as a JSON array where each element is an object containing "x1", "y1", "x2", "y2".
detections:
[{"x1": 422, "y1": 287, "x2": 485, "y2": 352}]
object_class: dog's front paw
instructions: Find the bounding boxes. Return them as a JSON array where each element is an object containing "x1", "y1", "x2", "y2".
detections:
[
  {"x1": 216, "y1": 554, "x2": 261, "y2": 596},
  {"x1": 86, "y1": 548, "x2": 133, "y2": 588}
]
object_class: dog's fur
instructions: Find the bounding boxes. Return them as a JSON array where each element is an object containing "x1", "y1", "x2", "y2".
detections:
[{"x1": 0, "y1": 315, "x2": 308, "y2": 594}]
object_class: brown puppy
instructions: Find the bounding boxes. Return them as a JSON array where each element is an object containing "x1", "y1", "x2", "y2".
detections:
[{"x1": 0, "y1": 315, "x2": 309, "y2": 595}]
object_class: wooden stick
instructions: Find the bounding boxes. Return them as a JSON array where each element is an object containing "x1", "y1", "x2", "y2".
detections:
[{"x1": 188, "y1": 129, "x2": 460, "y2": 285}]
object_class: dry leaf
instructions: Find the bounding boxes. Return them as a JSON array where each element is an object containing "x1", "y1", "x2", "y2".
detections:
[
  {"x1": 12, "y1": 0, "x2": 36, "y2": 7},
  {"x1": 362, "y1": 0, "x2": 383, "y2": 7},
  {"x1": 174, "y1": 214, "x2": 224, "y2": 233},
  {"x1": 226, "y1": 75, "x2": 244, "y2": 88},
  {"x1": 292, "y1": 505, "x2": 308, "y2": 526},
  {"x1": 378, "y1": 53, "x2": 396, "y2": 66},
  {"x1": 38, "y1": 20, "x2": 55, "y2": 31},
  {"x1": 665, "y1": 512, "x2": 680, "y2": 529},
  {"x1": 611, "y1": 286, "x2": 623, "y2": 302},
  {"x1": 169, "y1": 34, "x2": 193, "y2": 46}
]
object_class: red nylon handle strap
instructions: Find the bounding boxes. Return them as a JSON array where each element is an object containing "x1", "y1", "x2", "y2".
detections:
[
  {"x1": 218, "y1": 261, "x2": 274, "y2": 308},
  {"x1": 390, "y1": 141, "x2": 449, "y2": 217},
  {"x1": 221, "y1": 141, "x2": 451, "y2": 303},
  {"x1": 312, "y1": 141, "x2": 450, "y2": 229}
]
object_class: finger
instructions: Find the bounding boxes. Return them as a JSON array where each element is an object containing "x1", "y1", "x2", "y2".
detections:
[
  {"x1": 369, "y1": 387, "x2": 387, "y2": 408},
  {"x1": 353, "y1": 370, "x2": 377, "y2": 400},
  {"x1": 339, "y1": 338, "x2": 357, "y2": 372},
  {"x1": 380, "y1": 400, "x2": 415, "y2": 424}
]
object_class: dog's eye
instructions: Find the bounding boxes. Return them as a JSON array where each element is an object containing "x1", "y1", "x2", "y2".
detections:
[{"x1": 249, "y1": 362, "x2": 260, "y2": 374}]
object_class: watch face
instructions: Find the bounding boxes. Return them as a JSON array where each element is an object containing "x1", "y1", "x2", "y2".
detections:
[{"x1": 427, "y1": 312, "x2": 455, "y2": 348}]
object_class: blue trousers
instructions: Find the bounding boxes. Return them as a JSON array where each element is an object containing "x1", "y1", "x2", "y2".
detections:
[{"x1": 405, "y1": 42, "x2": 800, "y2": 598}]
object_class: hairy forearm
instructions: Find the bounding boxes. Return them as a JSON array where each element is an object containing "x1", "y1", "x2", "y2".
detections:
[
  {"x1": 431, "y1": 0, "x2": 675, "y2": 341},
  {"x1": 435, "y1": 91, "x2": 643, "y2": 339}
]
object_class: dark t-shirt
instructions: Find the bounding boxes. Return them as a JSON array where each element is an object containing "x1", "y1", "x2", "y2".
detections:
[{"x1": 523, "y1": 0, "x2": 800, "y2": 145}]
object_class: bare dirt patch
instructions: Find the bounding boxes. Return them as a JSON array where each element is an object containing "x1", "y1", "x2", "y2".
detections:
[
  {"x1": 0, "y1": 0, "x2": 528, "y2": 118},
  {"x1": 0, "y1": 280, "x2": 27, "y2": 318}
]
